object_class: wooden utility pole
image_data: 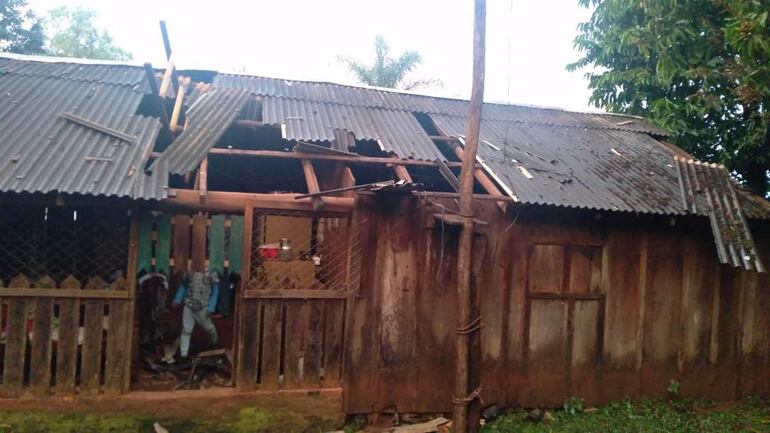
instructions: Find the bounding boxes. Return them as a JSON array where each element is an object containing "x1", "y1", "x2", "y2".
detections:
[{"x1": 454, "y1": 0, "x2": 486, "y2": 433}]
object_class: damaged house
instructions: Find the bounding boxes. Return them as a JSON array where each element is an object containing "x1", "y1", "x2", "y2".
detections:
[{"x1": 0, "y1": 54, "x2": 768, "y2": 412}]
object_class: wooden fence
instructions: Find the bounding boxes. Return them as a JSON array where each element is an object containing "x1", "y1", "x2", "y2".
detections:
[
  {"x1": 0, "y1": 205, "x2": 136, "y2": 397},
  {"x1": 344, "y1": 195, "x2": 770, "y2": 413}
]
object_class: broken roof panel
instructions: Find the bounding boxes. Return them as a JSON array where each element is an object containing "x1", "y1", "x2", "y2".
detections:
[
  {"x1": 676, "y1": 157, "x2": 765, "y2": 272},
  {"x1": 153, "y1": 87, "x2": 252, "y2": 174},
  {"x1": 261, "y1": 96, "x2": 443, "y2": 161},
  {"x1": 0, "y1": 60, "x2": 165, "y2": 200}
]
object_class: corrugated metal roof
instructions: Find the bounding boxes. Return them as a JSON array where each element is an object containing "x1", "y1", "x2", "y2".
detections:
[
  {"x1": 0, "y1": 56, "x2": 146, "y2": 87},
  {"x1": 261, "y1": 96, "x2": 443, "y2": 160},
  {"x1": 431, "y1": 114, "x2": 685, "y2": 214},
  {"x1": 676, "y1": 157, "x2": 765, "y2": 271},
  {"x1": 211, "y1": 73, "x2": 770, "y2": 219},
  {"x1": 0, "y1": 59, "x2": 165, "y2": 200},
  {"x1": 214, "y1": 73, "x2": 668, "y2": 135},
  {"x1": 153, "y1": 87, "x2": 252, "y2": 174}
]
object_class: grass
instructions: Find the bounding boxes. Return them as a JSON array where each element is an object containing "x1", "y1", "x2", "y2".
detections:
[
  {"x1": 0, "y1": 407, "x2": 341, "y2": 433},
  {"x1": 482, "y1": 397, "x2": 770, "y2": 433},
  {"x1": 0, "y1": 398, "x2": 767, "y2": 432}
]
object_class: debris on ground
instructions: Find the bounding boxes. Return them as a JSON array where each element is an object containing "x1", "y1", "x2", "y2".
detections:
[
  {"x1": 525, "y1": 408, "x2": 544, "y2": 422},
  {"x1": 481, "y1": 403, "x2": 500, "y2": 423},
  {"x1": 137, "y1": 349, "x2": 232, "y2": 391},
  {"x1": 153, "y1": 422, "x2": 169, "y2": 433},
  {"x1": 543, "y1": 411, "x2": 556, "y2": 423},
  {"x1": 389, "y1": 417, "x2": 450, "y2": 433}
]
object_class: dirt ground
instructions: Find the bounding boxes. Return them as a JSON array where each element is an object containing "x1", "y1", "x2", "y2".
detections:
[{"x1": 0, "y1": 387, "x2": 344, "y2": 424}]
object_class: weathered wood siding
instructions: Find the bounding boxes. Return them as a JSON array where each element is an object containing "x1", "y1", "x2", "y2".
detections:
[{"x1": 344, "y1": 195, "x2": 770, "y2": 413}]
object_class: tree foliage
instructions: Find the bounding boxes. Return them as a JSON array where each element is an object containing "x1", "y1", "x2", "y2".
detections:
[
  {"x1": 341, "y1": 35, "x2": 439, "y2": 90},
  {"x1": 46, "y1": 6, "x2": 131, "y2": 61},
  {"x1": 0, "y1": 0, "x2": 45, "y2": 55},
  {"x1": 570, "y1": 0, "x2": 770, "y2": 195}
]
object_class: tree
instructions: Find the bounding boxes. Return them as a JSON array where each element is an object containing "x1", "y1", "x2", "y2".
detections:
[
  {"x1": 569, "y1": 0, "x2": 770, "y2": 196},
  {"x1": 341, "y1": 35, "x2": 440, "y2": 90},
  {"x1": 0, "y1": 0, "x2": 45, "y2": 55},
  {"x1": 45, "y1": 6, "x2": 131, "y2": 61}
]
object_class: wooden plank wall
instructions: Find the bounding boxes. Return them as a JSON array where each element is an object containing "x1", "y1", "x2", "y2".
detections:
[
  {"x1": 135, "y1": 213, "x2": 244, "y2": 279},
  {"x1": 344, "y1": 196, "x2": 770, "y2": 414}
]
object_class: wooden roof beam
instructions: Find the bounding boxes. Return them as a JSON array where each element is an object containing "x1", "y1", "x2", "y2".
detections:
[
  {"x1": 165, "y1": 189, "x2": 353, "y2": 214},
  {"x1": 390, "y1": 155, "x2": 413, "y2": 183},
  {"x1": 301, "y1": 159, "x2": 324, "y2": 212},
  {"x1": 454, "y1": 145, "x2": 508, "y2": 212}
]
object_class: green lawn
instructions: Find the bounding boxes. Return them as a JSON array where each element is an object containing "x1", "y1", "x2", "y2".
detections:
[{"x1": 482, "y1": 398, "x2": 770, "y2": 433}]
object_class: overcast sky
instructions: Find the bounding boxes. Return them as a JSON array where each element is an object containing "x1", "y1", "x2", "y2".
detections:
[{"x1": 27, "y1": 0, "x2": 596, "y2": 111}]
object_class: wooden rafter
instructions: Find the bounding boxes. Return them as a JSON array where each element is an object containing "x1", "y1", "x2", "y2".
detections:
[
  {"x1": 390, "y1": 156, "x2": 413, "y2": 183},
  {"x1": 454, "y1": 145, "x2": 508, "y2": 212},
  {"x1": 301, "y1": 159, "x2": 324, "y2": 211}
]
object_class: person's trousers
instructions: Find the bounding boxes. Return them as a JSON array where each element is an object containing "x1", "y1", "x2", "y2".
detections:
[{"x1": 180, "y1": 304, "x2": 218, "y2": 357}]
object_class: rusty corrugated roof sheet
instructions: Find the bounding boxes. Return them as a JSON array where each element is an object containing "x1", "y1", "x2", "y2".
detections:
[
  {"x1": 430, "y1": 114, "x2": 685, "y2": 214},
  {"x1": 261, "y1": 96, "x2": 443, "y2": 160},
  {"x1": 152, "y1": 87, "x2": 251, "y2": 174},
  {"x1": 0, "y1": 56, "x2": 166, "y2": 199},
  {"x1": 675, "y1": 157, "x2": 765, "y2": 271}
]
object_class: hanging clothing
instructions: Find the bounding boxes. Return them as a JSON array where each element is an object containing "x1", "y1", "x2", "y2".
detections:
[{"x1": 173, "y1": 271, "x2": 220, "y2": 312}]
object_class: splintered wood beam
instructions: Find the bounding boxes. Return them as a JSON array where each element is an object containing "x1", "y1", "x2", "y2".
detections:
[
  {"x1": 454, "y1": 145, "x2": 508, "y2": 212},
  {"x1": 198, "y1": 157, "x2": 208, "y2": 200},
  {"x1": 391, "y1": 156, "x2": 413, "y2": 183},
  {"x1": 170, "y1": 80, "x2": 187, "y2": 131},
  {"x1": 165, "y1": 189, "x2": 354, "y2": 214},
  {"x1": 158, "y1": 52, "x2": 176, "y2": 98},
  {"x1": 208, "y1": 148, "x2": 476, "y2": 168},
  {"x1": 301, "y1": 159, "x2": 324, "y2": 212}
]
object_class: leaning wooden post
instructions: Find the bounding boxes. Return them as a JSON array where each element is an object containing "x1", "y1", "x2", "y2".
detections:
[{"x1": 454, "y1": 0, "x2": 486, "y2": 432}]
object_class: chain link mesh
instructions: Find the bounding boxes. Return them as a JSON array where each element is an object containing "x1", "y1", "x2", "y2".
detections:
[
  {"x1": 247, "y1": 209, "x2": 360, "y2": 292},
  {"x1": 0, "y1": 204, "x2": 129, "y2": 286}
]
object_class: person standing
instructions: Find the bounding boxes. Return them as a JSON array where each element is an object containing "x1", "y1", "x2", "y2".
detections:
[{"x1": 172, "y1": 270, "x2": 220, "y2": 360}]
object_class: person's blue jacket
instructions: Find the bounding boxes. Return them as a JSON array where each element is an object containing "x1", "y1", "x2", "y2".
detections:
[{"x1": 173, "y1": 278, "x2": 219, "y2": 313}]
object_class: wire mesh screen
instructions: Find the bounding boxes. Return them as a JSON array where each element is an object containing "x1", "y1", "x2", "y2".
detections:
[
  {"x1": 247, "y1": 210, "x2": 360, "y2": 292},
  {"x1": 0, "y1": 204, "x2": 129, "y2": 286}
]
